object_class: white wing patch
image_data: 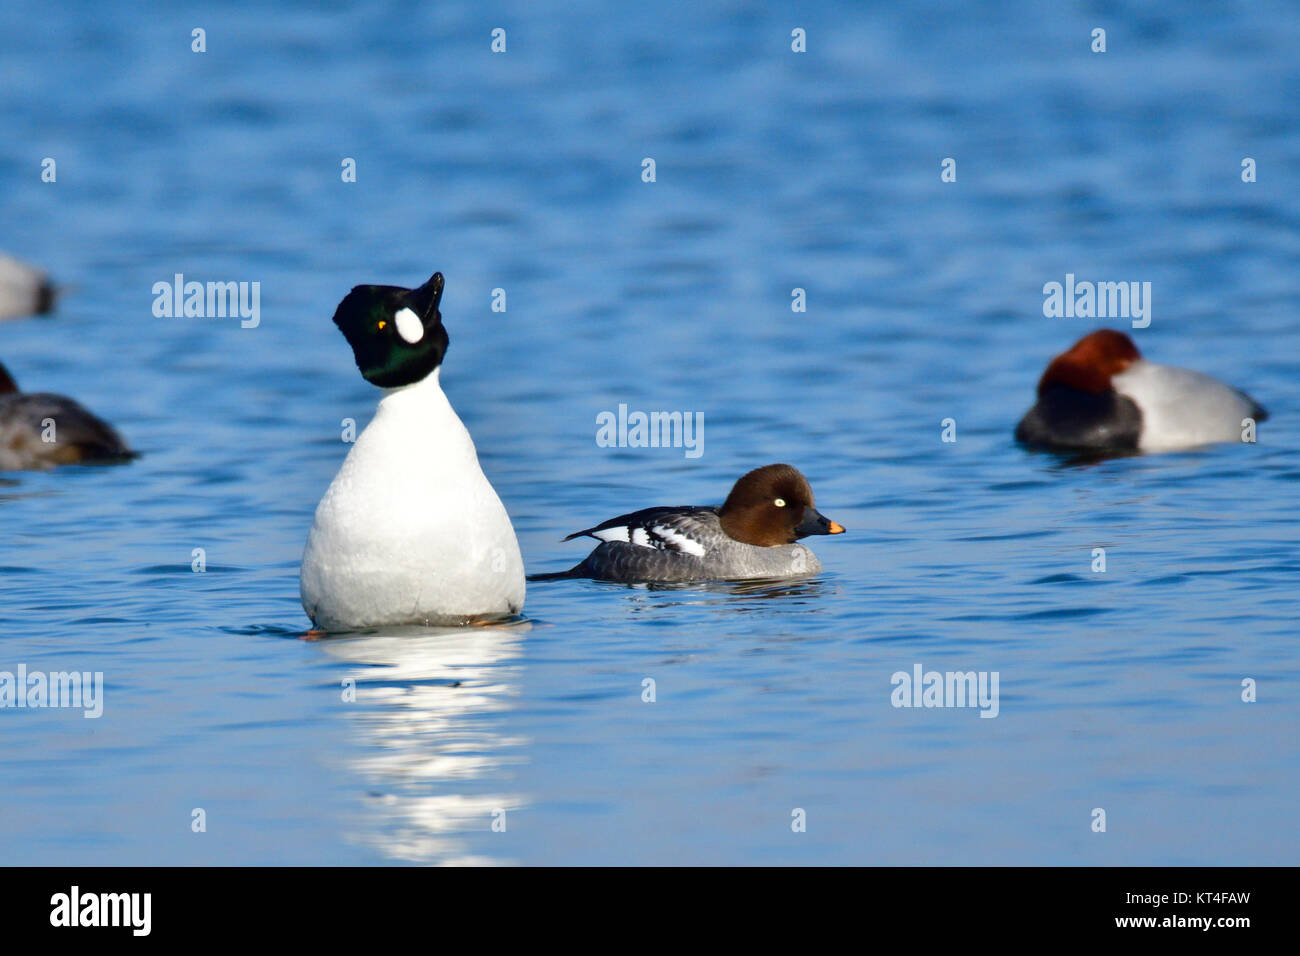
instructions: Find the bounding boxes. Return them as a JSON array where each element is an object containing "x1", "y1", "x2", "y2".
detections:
[
  {"x1": 394, "y1": 307, "x2": 424, "y2": 344},
  {"x1": 652, "y1": 524, "x2": 706, "y2": 556},
  {"x1": 585, "y1": 512, "x2": 714, "y2": 556}
]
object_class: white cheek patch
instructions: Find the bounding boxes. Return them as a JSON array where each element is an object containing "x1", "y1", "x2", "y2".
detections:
[{"x1": 394, "y1": 307, "x2": 424, "y2": 344}]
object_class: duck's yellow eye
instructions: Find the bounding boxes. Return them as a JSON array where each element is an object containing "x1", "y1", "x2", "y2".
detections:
[
  {"x1": 774, "y1": 498, "x2": 786, "y2": 507},
  {"x1": 377, "y1": 320, "x2": 387, "y2": 331}
]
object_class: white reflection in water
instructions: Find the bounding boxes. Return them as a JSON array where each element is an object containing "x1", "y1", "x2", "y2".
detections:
[{"x1": 314, "y1": 622, "x2": 530, "y2": 865}]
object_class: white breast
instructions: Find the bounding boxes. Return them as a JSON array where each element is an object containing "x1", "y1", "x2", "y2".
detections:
[
  {"x1": 300, "y1": 368, "x2": 525, "y2": 629},
  {"x1": 1112, "y1": 360, "x2": 1258, "y2": 452}
]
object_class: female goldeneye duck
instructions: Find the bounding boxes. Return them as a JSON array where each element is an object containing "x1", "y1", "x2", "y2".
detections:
[
  {"x1": 1015, "y1": 329, "x2": 1268, "y2": 454},
  {"x1": 0, "y1": 255, "x2": 57, "y2": 321},
  {"x1": 300, "y1": 271, "x2": 526, "y2": 631},
  {"x1": 0, "y1": 362, "x2": 133, "y2": 471},
  {"x1": 530, "y1": 463, "x2": 845, "y2": 584}
]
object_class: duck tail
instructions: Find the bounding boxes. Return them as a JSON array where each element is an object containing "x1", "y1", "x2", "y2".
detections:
[{"x1": 527, "y1": 566, "x2": 583, "y2": 582}]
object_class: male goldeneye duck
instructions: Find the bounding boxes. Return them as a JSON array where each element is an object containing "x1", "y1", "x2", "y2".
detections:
[
  {"x1": 1015, "y1": 330, "x2": 1268, "y2": 454},
  {"x1": 0, "y1": 362, "x2": 133, "y2": 471},
  {"x1": 0, "y1": 255, "x2": 57, "y2": 321},
  {"x1": 531, "y1": 463, "x2": 845, "y2": 584},
  {"x1": 300, "y1": 271, "x2": 526, "y2": 631}
]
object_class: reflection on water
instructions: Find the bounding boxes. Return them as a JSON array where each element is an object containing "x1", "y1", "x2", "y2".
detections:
[
  {"x1": 313, "y1": 622, "x2": 530, "y2": 865},
  {"x1": 576, "y1": 575, "x2": 837, "y2": 615}
]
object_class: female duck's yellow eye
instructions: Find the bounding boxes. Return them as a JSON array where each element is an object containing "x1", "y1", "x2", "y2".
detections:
[
  {"x1": 377, "y1": 320, "x2": 387, "y2": 331},
  {"x1": 774, "y1": 498, "x2": 786, "y2": 507}
]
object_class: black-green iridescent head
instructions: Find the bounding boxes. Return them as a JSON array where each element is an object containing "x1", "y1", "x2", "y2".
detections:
[{"x1": 331, "y1": 271, "x2": 449, "y2": 388}]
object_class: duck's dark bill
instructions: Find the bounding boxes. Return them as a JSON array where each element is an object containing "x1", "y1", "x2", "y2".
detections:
[{"x1": 795, "y1": 508, "x2": 844, "y2": 537}]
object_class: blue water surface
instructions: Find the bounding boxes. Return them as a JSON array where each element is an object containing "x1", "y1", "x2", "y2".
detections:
[{"x1": 1, "y1": 0, "x2": 1297, "y2": 865}]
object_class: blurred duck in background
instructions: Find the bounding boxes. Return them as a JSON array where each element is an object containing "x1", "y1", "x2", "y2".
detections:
[
  {"x1": 0, "y1": 363, "x2": 134, "y2": 471},
  {"x1": 0, "y1": 254, "x2": 58, "y2": 320}
]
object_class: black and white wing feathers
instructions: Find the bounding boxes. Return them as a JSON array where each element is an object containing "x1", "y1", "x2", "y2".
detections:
[{"x1": 563, "y1": 506, "x2": 719, "y2": 557}]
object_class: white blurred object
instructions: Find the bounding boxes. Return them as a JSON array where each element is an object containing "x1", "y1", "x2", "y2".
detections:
[
  {"x1": 1113, "y1": 360, "x2": 1264, "y2": 451},
  {"x1": 0, "y1": 254, "x2": 57, "y2": 320}
]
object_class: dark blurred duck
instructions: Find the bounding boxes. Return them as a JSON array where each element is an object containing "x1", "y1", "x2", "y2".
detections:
[
  {"x1": 0, "y1": 363, "x2": 133, "y2": 470},
  {"x1": 0, "y1": 255, "x2": 57, "y2": 321}
]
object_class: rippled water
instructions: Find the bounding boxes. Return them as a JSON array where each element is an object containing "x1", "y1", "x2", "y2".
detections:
[{"x1": 2, "y1": 1, "x2": 1298, "y2": 864}]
